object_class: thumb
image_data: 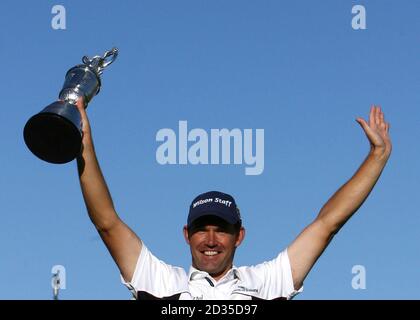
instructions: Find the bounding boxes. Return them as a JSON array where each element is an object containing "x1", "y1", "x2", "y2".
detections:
[
  {"x1": 75, "y1": 96, "x2": 86, "y2": 114},
  {"x1": 356, "y1": 117, "x2": 378, "y2": 146},
  {"x1": 355, "y1": 117, "x2": 369, "y2": 131}
]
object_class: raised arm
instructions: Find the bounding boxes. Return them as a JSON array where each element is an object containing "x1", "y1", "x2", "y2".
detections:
[
  {"x1": 287, "y1": 106, "x2": 392, "y2": 290},
  {"x1": 75, "y1": 98, "x2": 141, "y2": 282}
]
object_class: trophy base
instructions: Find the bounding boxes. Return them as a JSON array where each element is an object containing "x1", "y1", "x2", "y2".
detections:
[{"x1": 23, "y1": 102, "x2": 82, "y2": 164}]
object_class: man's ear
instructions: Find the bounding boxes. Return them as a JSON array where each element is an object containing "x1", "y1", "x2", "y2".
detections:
[
  {"x1": 183, "y1": 225, "x2": 190, "y2": 245},
  {"x1": 235, "y1": 227, "x2": 246, "y2": 248}
]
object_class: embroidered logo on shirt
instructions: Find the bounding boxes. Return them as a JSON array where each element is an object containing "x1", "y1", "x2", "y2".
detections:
[{"x1": 235, "y1": 286, "x2": 259, "y2": 293}]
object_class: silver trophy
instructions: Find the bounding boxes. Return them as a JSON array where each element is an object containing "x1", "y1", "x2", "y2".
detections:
[{"x1": 24, "y1": 47, "x2": 118, "y2": 164}]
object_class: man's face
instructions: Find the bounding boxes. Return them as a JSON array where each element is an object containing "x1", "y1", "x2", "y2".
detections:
[{"x1": 183, "y1": 216, "x2": 245, "y2": 281}]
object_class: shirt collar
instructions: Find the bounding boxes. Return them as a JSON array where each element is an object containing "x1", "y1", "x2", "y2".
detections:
[{"x1": 188, "y1": 266, "x2": 241, "y2": 283}]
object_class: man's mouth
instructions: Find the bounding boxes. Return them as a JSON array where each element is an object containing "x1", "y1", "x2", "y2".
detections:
[{"x1": 202, "y1": 250, "x2": 220, "y2": 256}]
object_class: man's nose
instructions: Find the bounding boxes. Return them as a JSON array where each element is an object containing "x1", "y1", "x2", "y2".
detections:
[{"x1": 205, "y1": 230, "x2": 217, "y2": 247}]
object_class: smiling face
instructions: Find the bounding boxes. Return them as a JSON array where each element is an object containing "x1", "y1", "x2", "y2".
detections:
[{"x1": 183, "y1": 216, "x2": 245, "y2": 281}]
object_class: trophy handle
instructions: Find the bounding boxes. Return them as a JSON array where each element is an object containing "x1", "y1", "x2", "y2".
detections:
[
  {"x1": 82, "y1": 47, "x2": 118, "y2": 75},
  {"x1": 100, "y1": 48, "x2": 119, "y2": 69}
]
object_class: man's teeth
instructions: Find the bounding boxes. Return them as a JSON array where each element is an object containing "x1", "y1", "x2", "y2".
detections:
[{"x1": 204, "y1": 251, "x2": 218, "y2": 256}]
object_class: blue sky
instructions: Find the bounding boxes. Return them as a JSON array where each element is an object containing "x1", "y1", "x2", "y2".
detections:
[{"x1": 0, "y1": 0, "x2": 419, "y2": 299}]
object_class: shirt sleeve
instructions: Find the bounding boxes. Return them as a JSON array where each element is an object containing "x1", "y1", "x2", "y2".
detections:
[
  {"x1": 120, "y1": 242, "x2": 189, "y2": 299},
  {"x1": 244, "y1": 248, "x2": 303, "y2": 300}
]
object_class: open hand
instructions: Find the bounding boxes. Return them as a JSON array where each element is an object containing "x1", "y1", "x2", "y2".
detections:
[{"x1": 356, "y1": 105, "x2": 392, "y2": 160}]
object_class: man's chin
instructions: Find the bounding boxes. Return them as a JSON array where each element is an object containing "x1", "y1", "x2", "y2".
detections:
[
  {"x1": 198, "y1": 263, "x2": 227, "y2": 278},
  {"x1": 197, "y1": 263, "x2": 222, "y2": 275}
]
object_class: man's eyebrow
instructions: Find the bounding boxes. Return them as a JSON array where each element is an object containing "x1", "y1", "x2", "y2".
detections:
[{"x1": 215, "y1": 225, "x2": 236, "y2": 233}]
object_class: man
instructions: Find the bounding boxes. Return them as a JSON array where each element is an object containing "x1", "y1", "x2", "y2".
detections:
[{"x1": 75, "y1": 99, "x2": 392, "y2": 299}]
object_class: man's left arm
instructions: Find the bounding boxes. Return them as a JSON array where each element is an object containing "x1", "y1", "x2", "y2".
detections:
[{"x1": 287, "y1": 106, "x2": 392, "y2": 290}]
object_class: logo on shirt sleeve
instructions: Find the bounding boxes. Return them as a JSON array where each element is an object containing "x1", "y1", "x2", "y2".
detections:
[{"x1": 234, "y1": 286, "x2": 259, "y2": 293}]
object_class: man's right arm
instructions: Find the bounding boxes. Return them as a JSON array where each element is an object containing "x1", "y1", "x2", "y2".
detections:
[{"x1": 75, "y1": 98, "x2": 141, "y2": 282}]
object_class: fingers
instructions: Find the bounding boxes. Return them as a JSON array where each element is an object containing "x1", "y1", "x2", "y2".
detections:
[
  {"x1": 369, "y1": 105, "x2": 390, "y2": 133},
  {"x1": 376, "y1": 106, "x2": 390, "y2": 134},
  {"x1": 375, "y1": 105, "x2": 382, "y2": 128},
  {"x1": 375, "y1": 106, "x2": 381, "y2": 127},
  {"x1": 379, "y1": 108, "x2": 387, "y2": 131},
  {"x1": 75, "y1": 97, "x2": 88, "y2": 119},
  {"x1": 368, "y1": 105, "x2": 374, "y2": 128},
  {"x1": 372, "y1": 105, "x2": 381, "y2": 128},
  {"x1": 74, "y1": 97, "x2": 91, "y2": 134}
]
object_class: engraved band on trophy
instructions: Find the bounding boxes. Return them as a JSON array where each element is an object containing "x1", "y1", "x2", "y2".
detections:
[{"x1": 23, "y1": 47, "x2": 118, "y2": 164}]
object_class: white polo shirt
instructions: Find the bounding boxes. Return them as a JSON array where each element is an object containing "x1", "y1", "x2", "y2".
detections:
[{"x1": 122, "y1": 242, "x2": 303, "y2": 300}]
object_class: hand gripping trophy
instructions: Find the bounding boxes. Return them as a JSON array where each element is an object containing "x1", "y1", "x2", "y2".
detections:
[{"x1": 24, "y1": 48, "x2": 118, "y2": 164}]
